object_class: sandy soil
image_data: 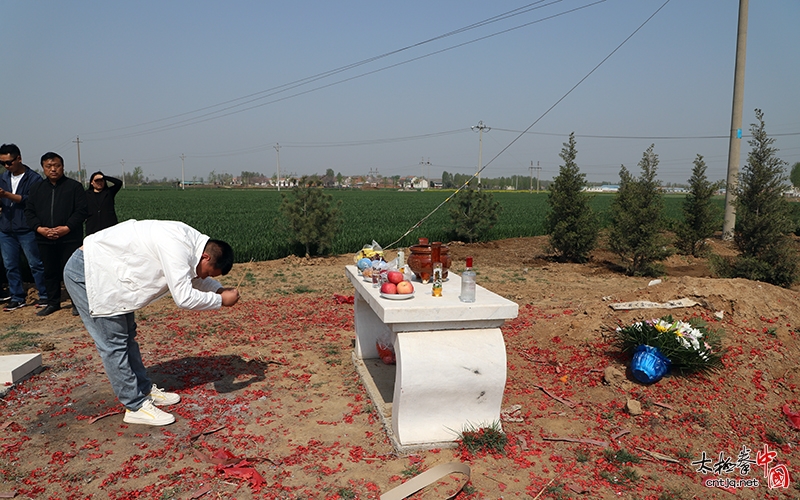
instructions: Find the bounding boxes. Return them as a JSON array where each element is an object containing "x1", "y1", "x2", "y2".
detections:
[{"x1": 1, "y1": 235, "x2": 799, "y2": 499}]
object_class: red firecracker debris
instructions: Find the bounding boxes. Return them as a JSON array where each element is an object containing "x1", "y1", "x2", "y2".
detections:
[
  {"x1": 782, "y1": 404, "x2": 800, "y2": 429},
  {"x1": 333, "y1": 294, "x2": 354, "y2": 304}
]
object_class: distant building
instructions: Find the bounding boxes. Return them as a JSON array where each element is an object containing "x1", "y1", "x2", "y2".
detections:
[{"x1": 584, "y1": 184, "x2": 619, "y2": 192}]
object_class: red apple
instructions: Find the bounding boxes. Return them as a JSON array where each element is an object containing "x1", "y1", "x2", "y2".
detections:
[
  {"x1": 380, "y1": 282, "x2": 398, "y2": 294},
  {"x1": 396, "y1": 281, "x2": 414, "y2": 294},
  {"x1": 387, "y1": 270, "x2": 404, "y2": 284}
]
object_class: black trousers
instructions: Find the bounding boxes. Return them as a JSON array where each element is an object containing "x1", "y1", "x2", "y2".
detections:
[{"x1": 37, "y1": 239, "x2": 81, "y2": 306}]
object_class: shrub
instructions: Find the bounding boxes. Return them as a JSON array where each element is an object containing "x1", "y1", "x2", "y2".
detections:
[
  {"x1": 448, "y1": 187, "x2": 501, "y2": 243},
  {"x1": 674, "y1": 154, "x2": 723, "y2": 256},
  {"x1": 608, "y1": 144, "x2": 669, "y2": 276},
  {"x1": 279, "y1": 176, "x2": 342, "y2": 257},
  {"x1": 546, "y1": 132, "x2": 599, "y2": 262}
]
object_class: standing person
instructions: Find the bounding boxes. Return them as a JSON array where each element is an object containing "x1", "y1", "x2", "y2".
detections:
[
  {"x1": 85, "y1": 171, "x2": 122, "y2": 235},
  {"x1": 24, "y1": 152, "x2": 87, "y2": 317},
  {"x1": 0, "y1": 144, "x2": 48, "y2": 311},
  {"x1": 63, "y1": 219, "x2": 240, "y2": 425}
]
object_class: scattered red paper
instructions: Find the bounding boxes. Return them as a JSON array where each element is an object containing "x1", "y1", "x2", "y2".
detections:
[
  {"x1": 333, "y1": 294, "x2": 354, "y2": 304},
  {"x1": 782, "y1": 404, "x2": 800, "y2": 429},
  {"x1": 211, "y1": 448, "x2": 243, "y2": 466},
  {"x1": 220, "y1": 466, "x2": 266, "y2": 488}
]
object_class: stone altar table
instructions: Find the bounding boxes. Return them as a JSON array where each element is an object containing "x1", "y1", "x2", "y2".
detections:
[{"x1": 345, "y1": 265, "x2": 518, "y2": 450}]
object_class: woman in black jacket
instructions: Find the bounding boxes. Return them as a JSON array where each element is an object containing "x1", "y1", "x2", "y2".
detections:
[{"x1": 86, "y1": 171, "x2": 122, "y2": 236}]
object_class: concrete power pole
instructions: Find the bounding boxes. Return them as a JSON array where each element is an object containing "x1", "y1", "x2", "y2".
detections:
[
  {"x1": 471, "y1": 121, "x2": 490, "y2": 187},
  {"x1": 419, "y1": 158, "x2": 431, "y2": 189},
  {"x1": 180, "y1": 154, "x2": 186, "y2": 190},
  {"x1": 120, "y1": 159, "x2": 125, "y2": 189},
  {"x1": 73, "y1": 136, "x2": 83, "y2": 186},
  {"x1": 722, "y1": 0, "x2": 749, "y2": 240},
  {"x1": 274, "y1": 143, "x2": 281, "y2": 191},
  {"x1": 535, "y1": 162, "x2": 542, "y2": 192},
  {"x1": 529, "y1": 162, "x2": 534, "y2": 193}
]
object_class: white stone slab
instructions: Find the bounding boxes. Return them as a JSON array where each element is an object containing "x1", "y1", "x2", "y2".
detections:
[
  {"x1": 345, "y1": 265, "x2": 518, "y2": 329},
  {"x1": 392, "y1": 328, "x2": 506, "y2": 445},
  {"x1": 0, "y1": 353, "x2": 42, "y2": 385}
]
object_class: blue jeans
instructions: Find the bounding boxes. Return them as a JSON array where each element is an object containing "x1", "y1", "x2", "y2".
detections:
[
  {"x1": 0, "y1": 231, "x2": 47, "y2": 303},
  {"x1": 64, "y1": 249, "x2": 151, "y2": 410}
]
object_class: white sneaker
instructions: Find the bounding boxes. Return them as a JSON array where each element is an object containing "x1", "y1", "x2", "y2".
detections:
[
  {"x1": 149, "y1": 384, "x2": 181, "y2": 406},
  {"x1": 123, "y1": 399, "x2": 175, "y2": 426}
]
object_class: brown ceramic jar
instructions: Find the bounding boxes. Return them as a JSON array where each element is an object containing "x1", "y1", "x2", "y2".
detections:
[{"x1": 407, "y1": 238, "x2": 451, "y2": 282}]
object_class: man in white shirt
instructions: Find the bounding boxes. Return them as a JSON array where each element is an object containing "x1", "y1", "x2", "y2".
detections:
[{"x1": 63, "y1": 219, "x2": 240, "y2": 425}]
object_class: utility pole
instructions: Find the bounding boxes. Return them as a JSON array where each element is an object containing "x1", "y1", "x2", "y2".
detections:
[
  {"x1": 529, "y1": 162, "x2": 534, "y2": 193},
  {"x1": 471, "y1": 121, "x2": 490, "y2": 187},
  {"x1": 180, "y1": 154, "x2": 186, "y2": 190},
  {"x1": 274, "y1": 143, "x2": 281, "y2": 191},
  {"x1": 535, "y1": 162, "x2": 541, "y2": 192},
  {"x1": 419, "y1": 157, "x2": 431, "y2": 189},
  {"x1": 722, "y1": 0, "x2": 749, "y2": 240},
  {"x1": 120, "y1": 159, "x2": 125, "y2": 189},
  {"x1": 73, "y1": 136, "x2": 83, "y2": 186}
]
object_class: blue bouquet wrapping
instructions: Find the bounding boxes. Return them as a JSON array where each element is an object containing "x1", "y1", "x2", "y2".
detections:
[{"x1": 631, "y1": 344, "x2": 671, "y2": 384}]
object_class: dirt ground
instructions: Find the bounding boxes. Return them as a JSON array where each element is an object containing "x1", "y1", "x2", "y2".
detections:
[{"x1": 1, "y1": 235, "x2": 800, "y2": 499}]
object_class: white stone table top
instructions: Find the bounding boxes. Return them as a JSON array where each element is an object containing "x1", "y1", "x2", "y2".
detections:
[{"x1": 345, "y1": 265, "x2": 518, "y2": 329}]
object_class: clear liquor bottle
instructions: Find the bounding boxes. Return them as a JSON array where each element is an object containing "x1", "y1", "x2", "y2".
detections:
[{"x1": 459, "y1": 257, "x2": 476, "y2": 302}]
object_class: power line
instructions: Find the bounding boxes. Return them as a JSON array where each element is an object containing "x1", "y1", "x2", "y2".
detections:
[
  {"x1": 83, "y1": 3, "x2": 554, "y2": 138},
  {"x1": 384, "y1": 0, "x2": 670, "y2": 250},
  {"x1": 492, "y1": 127, "x2": 800, "y2": 140},
  {"x1": 84, "y1": 1, "x2": 606, "y2": 141}
]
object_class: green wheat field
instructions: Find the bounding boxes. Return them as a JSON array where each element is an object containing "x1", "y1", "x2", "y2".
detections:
[{"x1": 115, "y1": 188, "x2": 725, "y2": 262}]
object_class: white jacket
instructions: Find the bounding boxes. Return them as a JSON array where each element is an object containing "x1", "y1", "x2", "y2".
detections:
[{"x1": 84, "y1": 219, "x2": 223, "y2": 317}]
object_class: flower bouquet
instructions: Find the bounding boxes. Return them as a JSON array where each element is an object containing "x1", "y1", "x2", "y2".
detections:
[{"x1": 614, "y1": 316, "x2": 725, "y2": 384}]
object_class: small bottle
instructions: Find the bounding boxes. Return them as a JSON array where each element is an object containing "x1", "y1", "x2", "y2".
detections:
[
  {"x1": 371, "y1": 261, "x2": 382, "y2": 288},
  {"x1": 397, "y1": 250, "x2": 405, "y2": 274},
  {"x1": 432, "y1": 262, "x2": 443, "y2": 297},
  {"x1": 459, "y1": 256, "x2": 476, "y2": 303}
]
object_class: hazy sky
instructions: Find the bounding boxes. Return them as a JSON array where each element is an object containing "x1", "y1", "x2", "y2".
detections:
[{"x1": 3, "y1": 0, "x2": 798, "y2": 185}]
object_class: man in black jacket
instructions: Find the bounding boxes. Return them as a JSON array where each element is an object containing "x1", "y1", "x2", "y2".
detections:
[
  {"x1": 24, "y1": 152, "x2": 87, "y2": 316},
  {"x1": 0, "y1": 144, "x2": 48, "y2": 311}
]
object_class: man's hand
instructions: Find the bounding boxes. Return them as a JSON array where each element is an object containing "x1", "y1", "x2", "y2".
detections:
[
  {"x1": 0, "y1": 188, "x2": 21, "y2": 203},
  {"x1": 38, "y1": 226, "x2": 70, "y2": 240},
  {"x1": 37, "y1": 226, "x2": 56, "y2": 239},
  {"x1": 219, "y1": 288, "x2": 240, "y2": 307}
]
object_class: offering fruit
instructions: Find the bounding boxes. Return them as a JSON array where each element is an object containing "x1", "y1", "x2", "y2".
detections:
[
  {"x1": 396, "y1": 281, "x2": 414, "y2": 294},
  {"x1": 380, "y1": 282, "x2": 398, "y2": 294},
  {"x1": 387, "y1": 270, "x2": 404, "y2": 284}
]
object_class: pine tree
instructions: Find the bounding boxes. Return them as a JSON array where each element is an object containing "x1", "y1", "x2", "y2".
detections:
[
  {"x1": 279, "y1": 176, "x2": 342, "y2": 257},
  {"x1": 608, "y1": 144, "x2": 669, "y2": 276},
  {"x1": 789, "y1": 162, "x2": 800, "y2": 189},
  {"x1": 674, "y1": 155, "x2": 722, "y2": 256},
  {"x1": 718, "y1": 109, "x2": 799, "y2": 287},
  {"x1": 546, "y1": 132, "x2": 599, "y2": 262},
  {"x1": 448, "y1": 187, "x2": 501, "y2": 243}
]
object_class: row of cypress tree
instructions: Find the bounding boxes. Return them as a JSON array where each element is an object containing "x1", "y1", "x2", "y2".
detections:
[{"x1": 545, "y1": 109, "x2": 799, "y2": 287}]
